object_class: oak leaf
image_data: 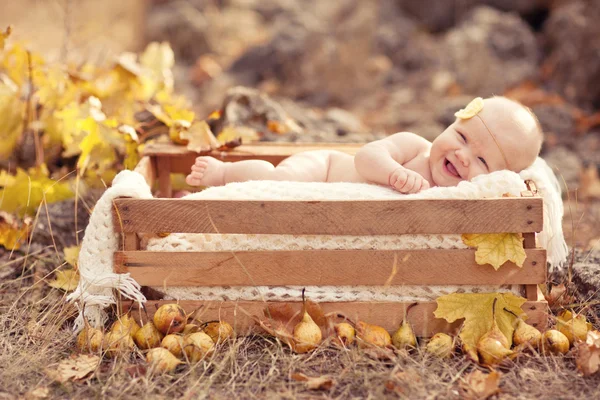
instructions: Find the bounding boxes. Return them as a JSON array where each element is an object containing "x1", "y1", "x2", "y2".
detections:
[
  {"x1": 48, "y1": 268, "x2": 79, "y2": 292},
  {"x1": 45, "y1": 354, "x2": 100, "y2": 383},
  {"x1": 434, "y1": 293, "x2": 526, "y2": 360},
  {"x1": 462, "y1": 233, "x2": 526, "y2": 270}
]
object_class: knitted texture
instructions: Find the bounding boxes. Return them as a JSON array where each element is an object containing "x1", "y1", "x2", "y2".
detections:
[{"x1": 71, "y1": 158, "x2": 567, "y2": 330}]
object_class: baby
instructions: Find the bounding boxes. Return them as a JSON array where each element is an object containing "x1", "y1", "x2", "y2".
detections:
[{"x1": 185, "y1": 96, "x2": 543, "y2": 193}]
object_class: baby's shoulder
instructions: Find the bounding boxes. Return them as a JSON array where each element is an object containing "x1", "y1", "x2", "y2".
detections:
[{"x1": 386, "y1": 131, "x2": 432, "y2": 150}]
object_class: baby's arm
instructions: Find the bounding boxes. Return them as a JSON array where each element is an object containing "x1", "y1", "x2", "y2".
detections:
[{"x1": 354, "y1": 132, "x2": 430, "y2": 193}]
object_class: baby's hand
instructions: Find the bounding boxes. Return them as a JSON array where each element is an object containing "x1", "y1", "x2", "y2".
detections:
[{"x1": 389, "y1": 167, "x2": 430, "y2": 194}]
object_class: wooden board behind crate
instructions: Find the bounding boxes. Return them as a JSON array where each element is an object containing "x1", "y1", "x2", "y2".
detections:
[{"x1": 122, "y1": 294, "x2": 548, "y2": 336}]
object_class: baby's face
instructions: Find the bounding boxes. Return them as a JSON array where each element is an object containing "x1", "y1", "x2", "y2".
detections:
[{"x1": 429, "y1": 97, "x2": 541, "y2": 187}]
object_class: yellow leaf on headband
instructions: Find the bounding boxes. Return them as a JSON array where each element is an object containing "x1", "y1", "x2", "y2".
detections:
[
  {"x1": 461, "y1": 233, "x2": 526, "y2": 270},
  {"x1": 455, "y1": 97, "x2": 484, "y2": 119},
  {"x1": 48, "y1": 269, "x2": 79, "y2": 292}
]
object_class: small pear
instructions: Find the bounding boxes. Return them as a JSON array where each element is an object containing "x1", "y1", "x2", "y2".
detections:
[
  {"x1": 557, "y1": 310, "x2": 592, "y2": 345},
  {"x1": 513, "y1": 319, "x2": 542, "y2": 349},
  {"x1": 76, "y1": 326, "x2": 104, "y2": 353},
  {"x1": 183, "y1": 324, "x2": 200, "y2": 335},
  {"x1": 204, "y1": 321, "x2": 235, "y2": 344},
  {"x1": 146, "y1": 347, "x2": 183, "y2": 373},
  {"x1": 161, "y1": 334, "x2": 185, "y2": 358},
  {"x1": 541, "y1": 329, "x2": 570, "y2": 355},
  {"x1": 425, "y1": 333, "x2": 454, "y2": 359},
  {"x1": 103, "y1": 330, "x2": 135, "y2": 358},
  {"x1": 153, "y1": 304, "x2": 187, "y2": 335},
  {"x1": 476, "y1": 299, "x2": 512, "y2": 365},
  {"x1": 334, "y1": 322, "x2": 355, "y2": 346},
  {"x1": 356, "y1": 321, "x2": 391, "y2": 348},
  {"x1": 110, "y1": 314, "x2": 140, "y2": 337},
  {"x1": 184, "y1": 332, "x2": 215, "y2": 363},
  {"x1": 133, "y1": 322, "x2": 164, "y2": 350},
  {"x1": 392, "y1": 320, "x2": 417, "y2": 349},
  {"x1": 292, "y1": 290, "x2": 322, "y2": 353}
]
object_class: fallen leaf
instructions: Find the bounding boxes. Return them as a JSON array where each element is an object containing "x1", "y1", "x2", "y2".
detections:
[
  {"x1": 25, "y1": 387, "x2": 50, "y2": 400},
  {"x1": 216, "y1": 125, "x2": 260, "y2": 144},
  {"x1": 45, "y1": 354, "x2": 100, "y2": 383},
  {"x1": 291, "y1": 372, "x2": 335, "y2": 390},
  {"x1": 63, "y1": 245, "x2": 80, "y2": 267},
  {"x1": 462, "y1": 233, "x2": 526, "y2": 270},
  {"x1": 181, "y1": 121, "x2": 220, "y2": 152},
  {"x1": 434, "y1": 293, "x2": 526, "y2": 361},
  {"x1": 542, "y1": 284, "x2": 575, "y2": 310},
  {"x1": 575, "y1": 330, "x2": 600, "y2": 376},
  {"x1": 48, "y1": 268, "x2": 79, "y2": 292},
  {"x1": 0, "y1": 211, "x2": 28, "y2": 250},
  {"x1": 459, "y1": 370, "x2": 501, "y2": 400},
  {"x1": 263, "y1": 303, "x2": 301, "y2": 330}
]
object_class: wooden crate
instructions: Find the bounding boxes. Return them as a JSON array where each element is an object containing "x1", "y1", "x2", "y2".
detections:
[{"x1": 117, "y1": 143, "x2": 548, "y2": 336}]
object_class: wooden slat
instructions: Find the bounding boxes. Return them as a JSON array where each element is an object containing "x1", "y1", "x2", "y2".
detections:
[
  {"x1": 142, "y1": 142, "x2": 363, "y2": 174},
  {"x1": 122, "y1": 299, "x2": 548, "y2": 336},
  {"x1": 114, "y1": 249, "x2": 547, "y2": 286},
  {"x1": 133, "y1": 156, "x2": 156, "y2": 188},
  {"x1": 122, "y1": 233, "x2": 139, "y2": 251},
  {"x1": 112, "y1": 197, "x2": 543, "y2": 234},
  {"x1": 156, "y1": 157, "x2": 172, "y2": 198}
]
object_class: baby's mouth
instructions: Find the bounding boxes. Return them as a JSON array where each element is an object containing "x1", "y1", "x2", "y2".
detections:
[{"x1": 444, "y1": 158, "x2": 461, "y2": 178}]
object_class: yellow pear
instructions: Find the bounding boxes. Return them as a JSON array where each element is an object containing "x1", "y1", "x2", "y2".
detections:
[
  {"x1": 425, "y1": 333, "x2": 454, "y2": 359},
  {"x1": 392, "y1": 320, "x2": 417, "y2": 349},
  {"x1": 184, "y1": 332, "x2": 215, "y2": 363},
  {"x1": 103, "y1": 330, "x2": 135, "y2": 358},
  {"x1": 204, "y1": 321, "x2": 235, "y2": 344},
  {"x1": 293, "y1": 291, "x2": 322, "y2": 353},
  {"x1": 110, "y1": 314, "x2": 141, "y2": 337},
  {"x1": 513, "y1": 318, "x2": 542, "y2": 348},
  {"x1": 356, "y1": 321, "x2": 391, "y2": 348},
  {"x1": 334, "y1": 322, "x2": 355, "y2": 346},
  {"x1": 541, "y1": 329, "x2": 570, "y2": 355},
  {"x1": 183, "y1": 324, "x2": 200, "y2": 335},
  {"x1": 146, "y1": 347, "x2": 183, "y2": 373},
  {"x1": 557, "y1": 310, "x2": 592, "y2": 345},
  {"x1": 161, "y1": 334, "x2": 185, "y2": 358},
  {"x1": 476, "y1": 299, "x2": 512, "y2": 365},
  {"x1": 133, "y1": 322, "x2": 164, "y2": 350},
  {"x1": 153, "y1": 304, "x2": 187, "y2": 335},
  {"x1": 76, "y1": 326, "x2": 104, "y2": 353}
]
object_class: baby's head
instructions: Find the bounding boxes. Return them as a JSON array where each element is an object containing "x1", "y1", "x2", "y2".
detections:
[{"x1": 429, "y1": 96, "x2": 543, "y2": 187}]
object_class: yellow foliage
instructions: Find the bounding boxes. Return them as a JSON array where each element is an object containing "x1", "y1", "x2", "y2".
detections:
[
  {"x1": 461, "y1": 233, "x2": 526, "y2": 270},
  {"x1": 48, "y1": 268, "x2": 79, "y2": 292},
  {"x1": 0, "y1": 165, "x2": 73, "y2": 217},
  {"x1": 0, "y1": 80, "x2": 25, "y2": 159},
  {"x1": 63, "y1": 245, "x2": 80, "y2": 268},
  {"x1": 180, "y1": 121, "x2": 220, "y2": 152},
  {"x1": 217, "y1": 125, "x2": 260, "y2": 144},
  {"x1": 0, "y1": 211, "x2": 28, "y2": 250},
  {"x1": 0, "y1": 26, "x2": 11, "y2": 51},
  {"x1": 434, "y1": 293, "x2": 526, "y2": 359}
]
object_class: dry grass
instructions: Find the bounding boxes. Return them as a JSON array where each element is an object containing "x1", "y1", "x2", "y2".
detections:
[{"x1": 1, "y1": 254, "x2": 600, "y2": 400}]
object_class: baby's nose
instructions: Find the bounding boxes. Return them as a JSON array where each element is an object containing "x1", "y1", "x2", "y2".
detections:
[{"x1": 455, "y1": 149, "x2": 470, "y2": 166}]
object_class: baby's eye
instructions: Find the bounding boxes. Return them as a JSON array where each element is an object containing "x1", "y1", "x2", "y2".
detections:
[
  {"x1": 458, "y1": 132, "x2": 466, "y2": 142},
  {"x1": 478, "y1": 157, "x2": 488, "y2": 168}
]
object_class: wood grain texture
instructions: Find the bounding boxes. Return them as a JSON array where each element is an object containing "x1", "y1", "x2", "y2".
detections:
[
  {"x1": 156, "y1": 157, "x2": 172, "y2": 198},
  {"x1": 112, "y1": 197, "x2": 543, "y2": 234},
  {"x1": 122, "y1": 299, "x2": 548, "y2": 336},
  {"x1": 122, "y1": 233, "x2": 139, "y2": 251},
  {"x1": 114, "y1": 249, "x2": 547, "y2": 286}
]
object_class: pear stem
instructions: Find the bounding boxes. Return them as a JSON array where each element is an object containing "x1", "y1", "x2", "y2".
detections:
[{"x1": 503, "y1": 308, "x2": 520, "y2": 319}]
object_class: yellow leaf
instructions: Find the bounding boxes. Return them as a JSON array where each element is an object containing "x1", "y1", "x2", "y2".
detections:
[
  {"x1": 140, "y1": 42, "x2": 174, "y2": 93},
  {"x1": 181, "y1": 121, "x2": 220, "y2": 152},
  {"x1": 0, "y1": 80, "x2": 25, "y2": 159},
  {"x1": 0, "y1": 211, "x2": 28, "y2": 250},
  {"x1": 217, "y1": 125, "x2": 260, "y2": 143},
  {"x1": 63, "y1": 245, "x2": 80, "y2": 267},
  {"x1": 434, "y1": 293, "x2": 526, "y2": 357},
  {"x1": 48, "y1": 269, "x2": 79, "y2": 292},
  {"x1": 1, "y1": 43, "x2": 45, "y2": 86},
  {"x1": 45, "y1": 354, "x2": 100, "y2": 383},
  {"x1": 0, "y1": 26, "x2": 11, "y2": 51},
  {"x1": 461, "y1": 233, "x2": 526, "y2": 270},
  {"x1": 455, "y1": 97, "x2": 484, "y2": 119}
]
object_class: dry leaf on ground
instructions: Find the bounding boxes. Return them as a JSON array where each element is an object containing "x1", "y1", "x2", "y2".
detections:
[
  {"x1": 45, "y1": 354, "x2": 100, "y2": 383},
  {"x1": 434, "y1": 293, "x2": 526, "y2": 361},
  {"x1": 459, "y1": 370, "x2": 501, "y2": 400},
  {"x1": 0, "y1": 211, "x2": 28, "y2": 250},
  {"x1": 541, "y1": 283, "x2": 575, "y2": 310},
  {"x1": 575, "y1": 330, "x2": 600, "y2": 376},
  {"x1": 25, "y1": 387, "x2": 50, "y2": 400},
  {"x1": 63, "y1": 245, "x2": 80, "y2": 267},
  {"x1": 462, "y1": 233, "x2": 526, "y2": 270},
  {"x1": 47, "y1": 268, "x2": 79, "y2": 292},
  {"x1": 291, "y1": 372, "x2": 336, "y2": 390}
]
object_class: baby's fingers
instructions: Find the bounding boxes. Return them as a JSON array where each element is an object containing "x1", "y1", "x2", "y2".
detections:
[{"x1": 400, "y1": 174, "x2": 416, "y2": 193}]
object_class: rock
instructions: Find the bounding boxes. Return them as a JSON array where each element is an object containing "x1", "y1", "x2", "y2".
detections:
[
  {"x1": 398, "y1": 0, "x2": 477, "y2": 32},
  {"x1": 543, "y1": 0, "x2": 600, "y2": 110},
  {"x1": 572, "y1": 254, "x2": 600, "y2": 300},
  {"x1": 542, "y1": 146, "x2": 582, "y2": 193},
  {"x1": 443, "y1": 6, "x2": 539, "y2": 96},
  {"x1": 573, "y1": 132, "x2": 600, "y2": 166},
  {"x1": 532, "y1": 103, "x2": 577, "y2": 147}
]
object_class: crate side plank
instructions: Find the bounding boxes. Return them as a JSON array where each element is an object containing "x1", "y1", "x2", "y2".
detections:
[
  {"x1": 113, "y1": 197, "x2": 543, "y2": 234},
  {"x1": 123, "y1": 299, "x2": 548, "y2": 336},
  {"x1": 115, "y1": 249, "x2": 546, "y2": 286}
]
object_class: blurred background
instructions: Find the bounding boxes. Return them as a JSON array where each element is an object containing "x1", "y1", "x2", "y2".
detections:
[{"x1": 1, "y1": 0, "x2": 599, "y2": 247}]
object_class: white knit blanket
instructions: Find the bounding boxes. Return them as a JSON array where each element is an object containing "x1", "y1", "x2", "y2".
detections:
[{"x1": 68, "y1": 157, "x2": 567, "y2": 330}]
